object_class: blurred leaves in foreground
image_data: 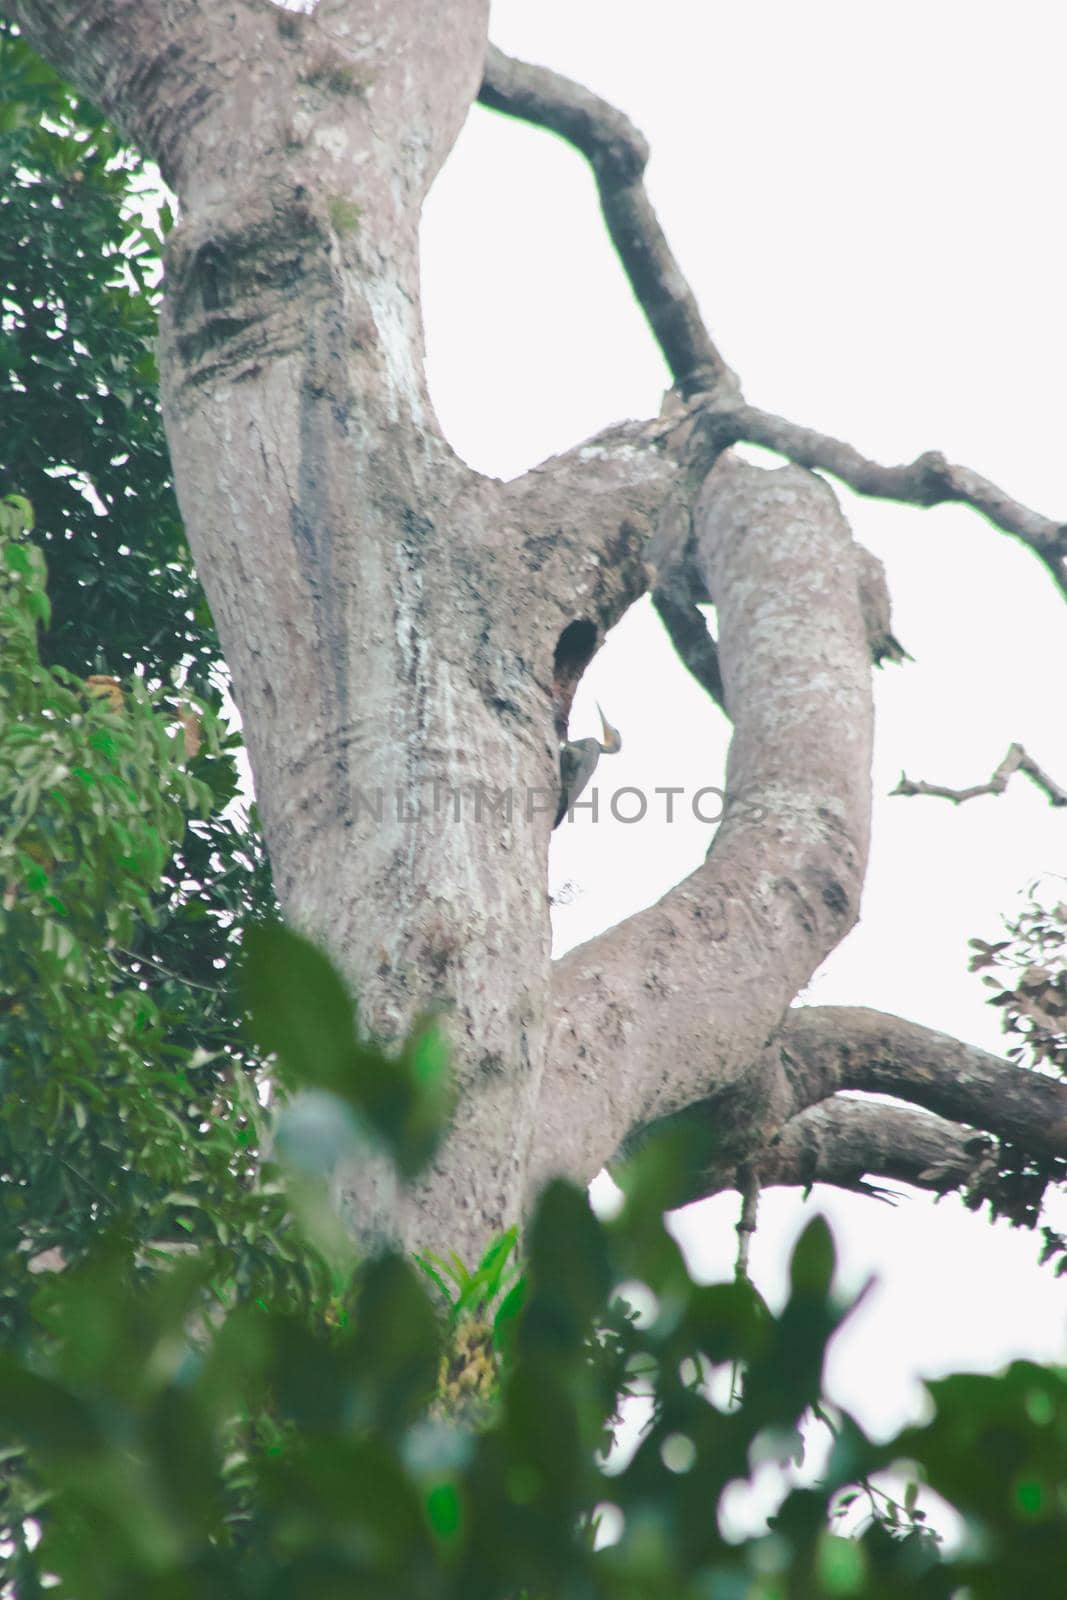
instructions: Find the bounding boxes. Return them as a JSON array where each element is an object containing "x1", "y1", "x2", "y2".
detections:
[
  {"x1": 5, "y1": 1065, "x2": 1067, "y2": 1596},
  {"x1": 3, "y1": 827, "x2": 1067, "y2": 1596}
]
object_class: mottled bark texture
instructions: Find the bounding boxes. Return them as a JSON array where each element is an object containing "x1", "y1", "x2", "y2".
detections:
[{"x1": 8, "y1": 1, "x2": 1067, "y2": 1259}]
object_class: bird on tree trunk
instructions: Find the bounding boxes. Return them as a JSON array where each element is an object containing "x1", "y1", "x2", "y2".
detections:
[{"x1": 554, "y1": 705, "x2": 622, "y2": 828}]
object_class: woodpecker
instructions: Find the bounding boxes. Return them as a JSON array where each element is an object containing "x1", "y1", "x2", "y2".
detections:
[{"x1": 555, "y1": 704, "x2": 621, "y2": 828}]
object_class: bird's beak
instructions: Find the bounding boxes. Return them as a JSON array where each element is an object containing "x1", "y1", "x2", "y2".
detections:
[{"x1": 596, "y1": 703, "x2": 621, "y2": 753}]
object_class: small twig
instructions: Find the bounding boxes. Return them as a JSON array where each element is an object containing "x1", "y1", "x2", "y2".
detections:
[
  {"x1": 478, "y1": 45, "x2": 737, "y2": 399},
  {"x1": 60, "y1": 1157, "x2": 113, "y2": 1209},
  {"x1": 111, "y1": 945, "x2": 224, "y2": 993},
  {"x1": 729, "y1": 1164, "x2": 761, "y2": 1406},
  {"x1": 734, "y1": 1163, "x2": 760, "y2": 1283},
  {"x1": 894, "y1": 743, "x2": 1067, "y2": 808}
]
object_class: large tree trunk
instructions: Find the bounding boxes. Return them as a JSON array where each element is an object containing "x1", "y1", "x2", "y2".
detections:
[{"x1": 8, "y1": 0, "x2": 1067, "y2": 1262}]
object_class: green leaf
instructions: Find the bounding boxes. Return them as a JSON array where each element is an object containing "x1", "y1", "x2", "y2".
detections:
[
  {"x1": 241, "y1": 921, "x2": 358, "y2": 1095},
  {"x1": 348, "y1": 1255, "x2": 441, "y2": 1430},
  {"x1": 0, "y1": 1360, "x2": 101, "y2": 1455},
  {"x1": 522, "y1": 1181, "x2": 610, "y2": 1357},
  {"x1": 790, "y1": 1213, "x2": 836, "y2": 1299}
]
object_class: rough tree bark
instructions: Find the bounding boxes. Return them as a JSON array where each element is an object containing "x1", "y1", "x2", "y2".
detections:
[{"x1": 7, "y1": 0, "x2": 1066, "y2": 1261}]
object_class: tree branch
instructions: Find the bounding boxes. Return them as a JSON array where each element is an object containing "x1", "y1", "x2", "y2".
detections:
[
  {"x1": 893, "y1": 744, "x2": 1067, "y2": 808},
  {"x1": 651, "y1": 587, "x2": 725, "y2": 709},
  {"x1": 620, "y1": 1004, "x2": 1067, "y2": 1210},
  {"x1": 642, "y1": 1002, "x2": 1067, "y2": 1219},
  {"x1": 478, "y1": 44, "x2": 738, "y2": 400},
  {"x1": 535, "y1": 458, "x2": 873, "y2": 1191},
  {"x1": 757, "y1": 1097, "x2": 988, "y2": 1199},
  {"x1": 694, "y1": 401, "x2": 1067, "y2": 600},
  {"x1": 777, "y1": 1006, "x2": 1067, "y2": 1161},
  {"x1": 476, "y1": 46, "x2": 1067, "y2": 595},
  {"x1": 734, "y1": 1164, "x2": 761, "y2": 1274},
  {"x1": 536, "y1": 985, "x2": 1067, "y2": 1219},
  {"x1": 650, "y1": 534, "x2": 907, "y2": 718},
  {"x1": 497, "y1": 419, "x2": 678, "y2": 632}
]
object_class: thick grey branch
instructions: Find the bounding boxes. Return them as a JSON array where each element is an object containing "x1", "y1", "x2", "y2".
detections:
[
  {"x1": 651, "y1": 538, "x2": 905, "y2": 718},
  {"x1": 497, "y1": 420, "x2": 675, "y2": 630},
  {"x1": 893, "y1": 744, "x2": 1067, "y2": 808},
  {"x1": 479, "y1": 44, "x2": 736, "y2": 399},
  {"x1": 778, "y1": 1006, "x2": 1067, "y2": 1160},
  {"x1": 618, "y1": 1006, "x2": 1061, "y2": 1209},
  {"x1": 757, "y1": 1098, "x2": 986, "y2": 1199},
  {"x1": 535, "y1": 459, "x2": 873, "y2": 1191},
  {"x1": 536, "y1": 989, "x2": 1067, "y2": 1217}
]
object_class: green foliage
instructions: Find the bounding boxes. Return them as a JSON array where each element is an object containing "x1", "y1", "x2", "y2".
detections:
[
  {"x1": 0, "y1": 11, "x2": 278, "y2": 1101},
  {"x1": 0, "y1": 499, "x2": 213, "y2": 960},
  {"x1": 5, "y1": 1072, "x2": 1067, "y2": 1597},
  {"x1": 242, "y1": 923, "x2": 455, "y2": 1180},
  {"x1": 10, "y1": 878, "x2": 1063, "y2": 1596},
  {"x1": 896, "y1": 1363, "x2": 1067, "y2": 1595},
  {"x1": 966, "y1": 882, "x2": 1067, "y2": 1244},
  {"x1": 1, "y1": 22, "x2": 288, "y2": 1332},
  {"x1": 415, "y1": 1227, "x2": 521, "y2": 1328},
  {"x1": 971, "y1": 877, "x2": 1067, "y2": 1077},
  {"x1": 0, "y1": 506, "x2": 325, "y2": 1354},
  {"x1": 0, "y1": 23, "x2": 187, "y2": 684}
]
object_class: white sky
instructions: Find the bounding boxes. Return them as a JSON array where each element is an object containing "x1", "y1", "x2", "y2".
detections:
[{"x1": 418, "y1": 0, "x2": 1067, "y2": 1484}]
